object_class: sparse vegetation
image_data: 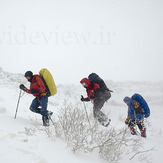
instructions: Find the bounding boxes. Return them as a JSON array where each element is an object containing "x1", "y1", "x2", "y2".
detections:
[{"x1": 22, "y1": 102, "x2": 154, "y2": 162}]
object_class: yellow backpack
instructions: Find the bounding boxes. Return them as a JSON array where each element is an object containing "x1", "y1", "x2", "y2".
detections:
[{"x1": 39, "y1": 68, "x2": 57, "y2": 97}]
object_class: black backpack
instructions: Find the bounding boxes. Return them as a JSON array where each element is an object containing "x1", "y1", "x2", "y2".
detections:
[{"x1": 88, "y1": 73, "x2": 112, "y2": 92}]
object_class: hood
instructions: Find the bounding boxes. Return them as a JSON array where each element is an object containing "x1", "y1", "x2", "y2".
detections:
[
  {"x1": 123, "y1": 97, "x2": 132, "y2": 106},
  {"x1": 80, "y1": 78, "x2": 91, "y2": 89}
]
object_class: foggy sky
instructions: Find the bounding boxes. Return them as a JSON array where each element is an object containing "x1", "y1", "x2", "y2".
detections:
[{"x1": 0, "y1": 0, "x2": 163, "y2": 84}]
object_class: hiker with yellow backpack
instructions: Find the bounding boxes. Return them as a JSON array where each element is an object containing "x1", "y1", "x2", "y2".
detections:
[{"x1": 19, "y1": 69, "x2": 57, "y2": 126}]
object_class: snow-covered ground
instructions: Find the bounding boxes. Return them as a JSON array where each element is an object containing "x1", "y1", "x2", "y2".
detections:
[
  {"x1": 0, "y1": 68, "x2": 163, "y2": 163},
  {"x1": 0, "y1": 0, "x2": 163, "y2": 162}
]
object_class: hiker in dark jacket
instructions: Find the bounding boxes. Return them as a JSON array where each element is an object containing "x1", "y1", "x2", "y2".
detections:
[{"x1": 80, "y1": 77, "x2": 111, "y2": 127}]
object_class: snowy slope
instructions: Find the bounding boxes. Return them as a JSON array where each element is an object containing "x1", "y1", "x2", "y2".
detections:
[{"x1": 0, "y1": 68, "x2": 163, "y2": 163}]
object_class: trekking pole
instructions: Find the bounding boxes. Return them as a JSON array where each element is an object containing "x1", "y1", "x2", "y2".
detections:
[
  {"x1": 82, "y1": 101, "x2": 91, "y2": 127},
  {"x1": 14, "y1": 89, "x2": 22, "y2": 119},
  {"x1": 49, "y1": 116, "x2": 55, "y2": 125}
]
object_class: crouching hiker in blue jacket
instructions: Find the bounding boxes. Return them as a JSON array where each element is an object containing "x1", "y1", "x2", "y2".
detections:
[{"x1": 123, "y1": 93, "x2": 150, "y2": 138}]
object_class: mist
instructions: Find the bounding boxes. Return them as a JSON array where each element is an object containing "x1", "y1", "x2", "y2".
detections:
[{"x1": 0, "y1": 0, "x2": 163, "y2": 84}]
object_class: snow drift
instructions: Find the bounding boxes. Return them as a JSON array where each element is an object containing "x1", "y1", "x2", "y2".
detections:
[{"x1": 0, "y1": 67, "x2": 163, "y2": 163}]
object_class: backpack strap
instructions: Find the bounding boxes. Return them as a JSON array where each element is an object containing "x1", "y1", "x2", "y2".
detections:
[{"x1": 39, "y1": 74, "x2": 51, "y2": 96}]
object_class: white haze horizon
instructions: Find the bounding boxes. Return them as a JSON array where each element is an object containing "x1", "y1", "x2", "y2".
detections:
[{"x1": 0, "y1": 0, "x2": 163, "y2": 84}]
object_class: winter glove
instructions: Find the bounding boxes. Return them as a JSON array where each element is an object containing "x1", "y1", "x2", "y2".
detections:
[
  {"x1": 125, "y1": 120, "x2": 128, "y2": 125},
  {"x1": 125, "y1": 116, "x2": 130, "y2": 125},
  {"x1": 81, "y1": 95, "x2": 85, "y2": 101},
  {"x1": 81, "y1": 95, "x2": 90, "y2": 102},
  {"x1": 19, "y1": 84, "x2": 27, "y2": 91},
  {"x1": 30, "y1": 88, "x2": 39, "y2": 94}
]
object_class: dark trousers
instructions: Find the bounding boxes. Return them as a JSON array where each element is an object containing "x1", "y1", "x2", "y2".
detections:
[
  {"x1": 93, "y1": 100, "x2": 108, "y2": 123},
  {"x1": 30, "y1": 96, "x2": 48, "y2": 116},
  {"x1": 93, "y1": 91, "x2": 111, "y2": 123}
]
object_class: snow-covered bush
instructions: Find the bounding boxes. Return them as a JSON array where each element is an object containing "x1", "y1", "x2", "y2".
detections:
[
  {"x1": 54, "y1": 103, "x2": 145, "y2": 162},
  {"x1": 22, "y1": 102, "x2": 146, "y2": 162}
]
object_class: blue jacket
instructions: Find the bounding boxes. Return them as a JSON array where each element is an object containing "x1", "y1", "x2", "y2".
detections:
[{"x1": 124, "y1": 97, "x2": 144, "y2": 120}]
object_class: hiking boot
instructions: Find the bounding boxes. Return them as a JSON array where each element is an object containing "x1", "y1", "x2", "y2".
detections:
[
  {"x1": 131, "y1": 131, "x2": 137, "y2": 135},
  {"x1": 102, "y1": 119, "x2": 111, "y2": 127},
  {"x1": 140, "y1": 128, "x2": 147, "y2": 138},
  {"x1": 47, "y1": 111, "x2": 53, "y2": 122},
  {"x1": 130, "y1": 126, "x2": 137, "y2": 135},
  {"x1": 42, "y1": 115, "x2": 49, "y2": 126},
  {"x1": 99, "y1": 118, "x2": 111, "y2": 127}
]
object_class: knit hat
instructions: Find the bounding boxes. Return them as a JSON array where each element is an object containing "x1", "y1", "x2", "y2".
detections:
[{"x1": 24, "y1": 71, "x2": 33, "y2": 77}]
